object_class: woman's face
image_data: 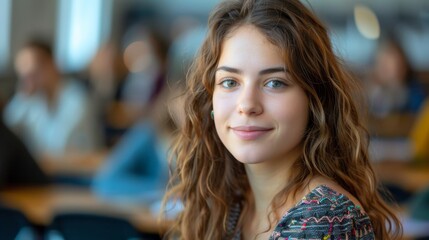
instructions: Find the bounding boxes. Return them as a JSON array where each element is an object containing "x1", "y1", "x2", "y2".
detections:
[{"x1": 212, "y1": 25, "x2": 309, "y2": 166}]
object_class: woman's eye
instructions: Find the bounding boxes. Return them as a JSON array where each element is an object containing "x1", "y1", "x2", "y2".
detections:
[
  {"x1": 220, "y1": 79, "x2": 238, "y2": 89},
  {"x1": 265, "y1": 79, "x2": 286, "y2": 89}
]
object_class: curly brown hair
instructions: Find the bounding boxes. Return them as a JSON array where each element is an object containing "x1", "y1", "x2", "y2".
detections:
[{"x1": 163, "y1": 0, "x2": 402, "y2": 239}]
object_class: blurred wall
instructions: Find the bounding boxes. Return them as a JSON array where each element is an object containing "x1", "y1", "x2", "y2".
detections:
[
  {"x1": 1, "y1": 0, "x2": 57, "y2": 99},
  {"x1": 10, "y1": 0, "x2": 57, "y2": 69},
  {"x1": 1, "y1": 0, "x2": 429, "y2": 99}
]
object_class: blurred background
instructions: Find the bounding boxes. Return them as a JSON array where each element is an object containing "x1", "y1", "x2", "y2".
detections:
[
  {"x1": 0, "y1": 0, "x2": 428, "y2": 239},
  {"x1": 0, "y1": 0, "x2": 428, "y2": 82}
]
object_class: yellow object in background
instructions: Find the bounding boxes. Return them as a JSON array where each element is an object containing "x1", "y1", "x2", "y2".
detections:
[{"x1": 410, "y1": 100, "x2": 429, "y2": 165}]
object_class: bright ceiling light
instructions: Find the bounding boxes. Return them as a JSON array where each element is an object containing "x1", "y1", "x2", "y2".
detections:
[{"x1": 354, "y1": 4, "x2": 380, "y2": 40}]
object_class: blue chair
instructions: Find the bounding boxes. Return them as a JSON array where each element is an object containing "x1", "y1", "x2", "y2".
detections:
[
  {"x1": 0, "y1": 205, "x2": 37, "y2": 240},
  {"x1": 45, "y1": 212, "x2": 160, "y2": 240}
]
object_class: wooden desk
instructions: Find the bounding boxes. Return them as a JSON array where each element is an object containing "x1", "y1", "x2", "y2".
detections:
[
  {"x1": 373, "y1": 161, "x2": 429, "y2": 193},
  {"x1": 0, "y1": 185, "x2": 167, "y2": 234},
  {"x1": 39, "y1": 151, "x2": 107, "y2": 177},
  {"x1": 368, "y1": 113, "x2": 416, "y2": 138}
]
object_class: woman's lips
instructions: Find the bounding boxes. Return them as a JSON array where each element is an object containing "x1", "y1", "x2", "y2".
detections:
[{"x1": 230, "y1": 126, "x2": 273, "y2": 140}]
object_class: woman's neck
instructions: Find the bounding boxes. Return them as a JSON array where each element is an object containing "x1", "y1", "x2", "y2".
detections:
[
  {"x1": 248, "y1": 144, "x2": 302, "y2": 211},
  {"x1": 242, "y1": 149, "x2": 301, "y2": 240},
  {"x1": 242, "y1": 164, "x2": 290, "y2": 240},
  {"x1": 244, "y1": 161, "x2": 292, "y2": 217}
]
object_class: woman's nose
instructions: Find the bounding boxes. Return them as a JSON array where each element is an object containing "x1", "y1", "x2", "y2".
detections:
[{"x1": 237, "y1": 86, "x2": 263, "y2": 116}]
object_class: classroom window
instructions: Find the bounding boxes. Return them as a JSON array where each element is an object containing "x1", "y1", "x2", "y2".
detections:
[
  {"x1": 0, "y1": 0, "x2": 11, "y2": 73},
  {"x1": 56, "y1": 0, "x2": 112, "y2": 73}
]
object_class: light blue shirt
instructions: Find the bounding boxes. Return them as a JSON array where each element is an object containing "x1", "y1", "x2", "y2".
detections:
[
  {"x1": 3, "y1": 80, "x2": 100, "y2": 157},
  {"x1": 92, "y1": 121, "x2": 169, "y2": 204}
]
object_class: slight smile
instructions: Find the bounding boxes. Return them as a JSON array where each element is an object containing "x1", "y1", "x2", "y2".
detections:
[{"x1": 230, "y1": 126, "x2": 273, "y2": 140}]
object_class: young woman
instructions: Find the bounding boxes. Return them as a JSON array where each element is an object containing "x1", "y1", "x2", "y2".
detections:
[{"x1": 163, "y1": 0, "x2": 402, "y2": 239}]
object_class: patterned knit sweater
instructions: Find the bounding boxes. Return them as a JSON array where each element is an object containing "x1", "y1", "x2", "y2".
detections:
[{"x1": 228, "y1": 185, "x2": 375, "y2": 240}]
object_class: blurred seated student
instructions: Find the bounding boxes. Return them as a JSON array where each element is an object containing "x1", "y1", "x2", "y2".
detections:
[
  {"x1": 90, "y1": 24, "x2": 202, "y2": 206},
  {"x1": 110, "y1": 25, "x2": 166, "y2": 129},
  {"x1": 364, "y1": 35, "x2": 428, "y2": 207},
  {"x1": 91, "y1": 80, "x2": 185, "y2": 205},
  {"x1": 3, "y1": 39, "x2": 101, "y2": 161},
  {"x1": 366, "y1": 34, "x2": 426, "y2": 138},
  {"x1": 85, "y1": 41, "x2": 129, "y2": 147},
  {"x1": 91, "y1": 25, "x2": 172, "y2": 204},
  {"x1": 0, "y1": 98, "x2": 49, "y2": 189},
  {"x1": 91, "y1": 121, "x2": 168, "y2": 204}
]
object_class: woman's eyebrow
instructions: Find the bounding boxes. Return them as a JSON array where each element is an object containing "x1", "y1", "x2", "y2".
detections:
[
  {"x1": 216, "y1": 66, "x2": 287, "y2": 75},
  {"x1": 216, "y1": 66, "x2": 242, "y2": 74},
  {"x1": 258, "y1": 67, "x2": 287, "y2": 75}
]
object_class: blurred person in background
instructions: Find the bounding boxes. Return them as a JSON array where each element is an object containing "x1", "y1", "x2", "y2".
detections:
[
  {"x1": 0, "y1": 95, "x2": 49, "y2": 189},
  {"x1": 366, "y1": 34, "x2": 426, "y2": 137},
  {"x1": 91, "y1": 24, "x2": 204, "y2": 210},
  {"x1": 91, "y1": 24, "x2": 170, "y2": 206},
  {"x1": 117, "y1": 25, "x2": 166, "y2": 127},
  {"x1": 3, "y1": 39, "x2": 101, "y2": 161},
  {"x1": 87, "y1": 25, "x2": 167, "y2": 149},
  {"x1": 364, "y1": 34, "x2": 429, "y2": 211},
  {"x1": 91, "y1": 81, "x2": 181, "y2": 206},
  {"x1": 86, "y1": 41, "x2": 129, "y2": 147}
]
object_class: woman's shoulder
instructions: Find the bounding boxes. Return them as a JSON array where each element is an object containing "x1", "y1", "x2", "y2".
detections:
[
  {"x1": 270, "y1": 181, "x2": 375, "y2": 239},
  {"x1": 295, "y1": 184, "x2": 365, "y2": 214},
  {"x1": 305, "y1": 176, "x2": 365, "y2": 209},
  {"x1": 288, "y1": 183, "x2": 369, "y2": 220}
]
